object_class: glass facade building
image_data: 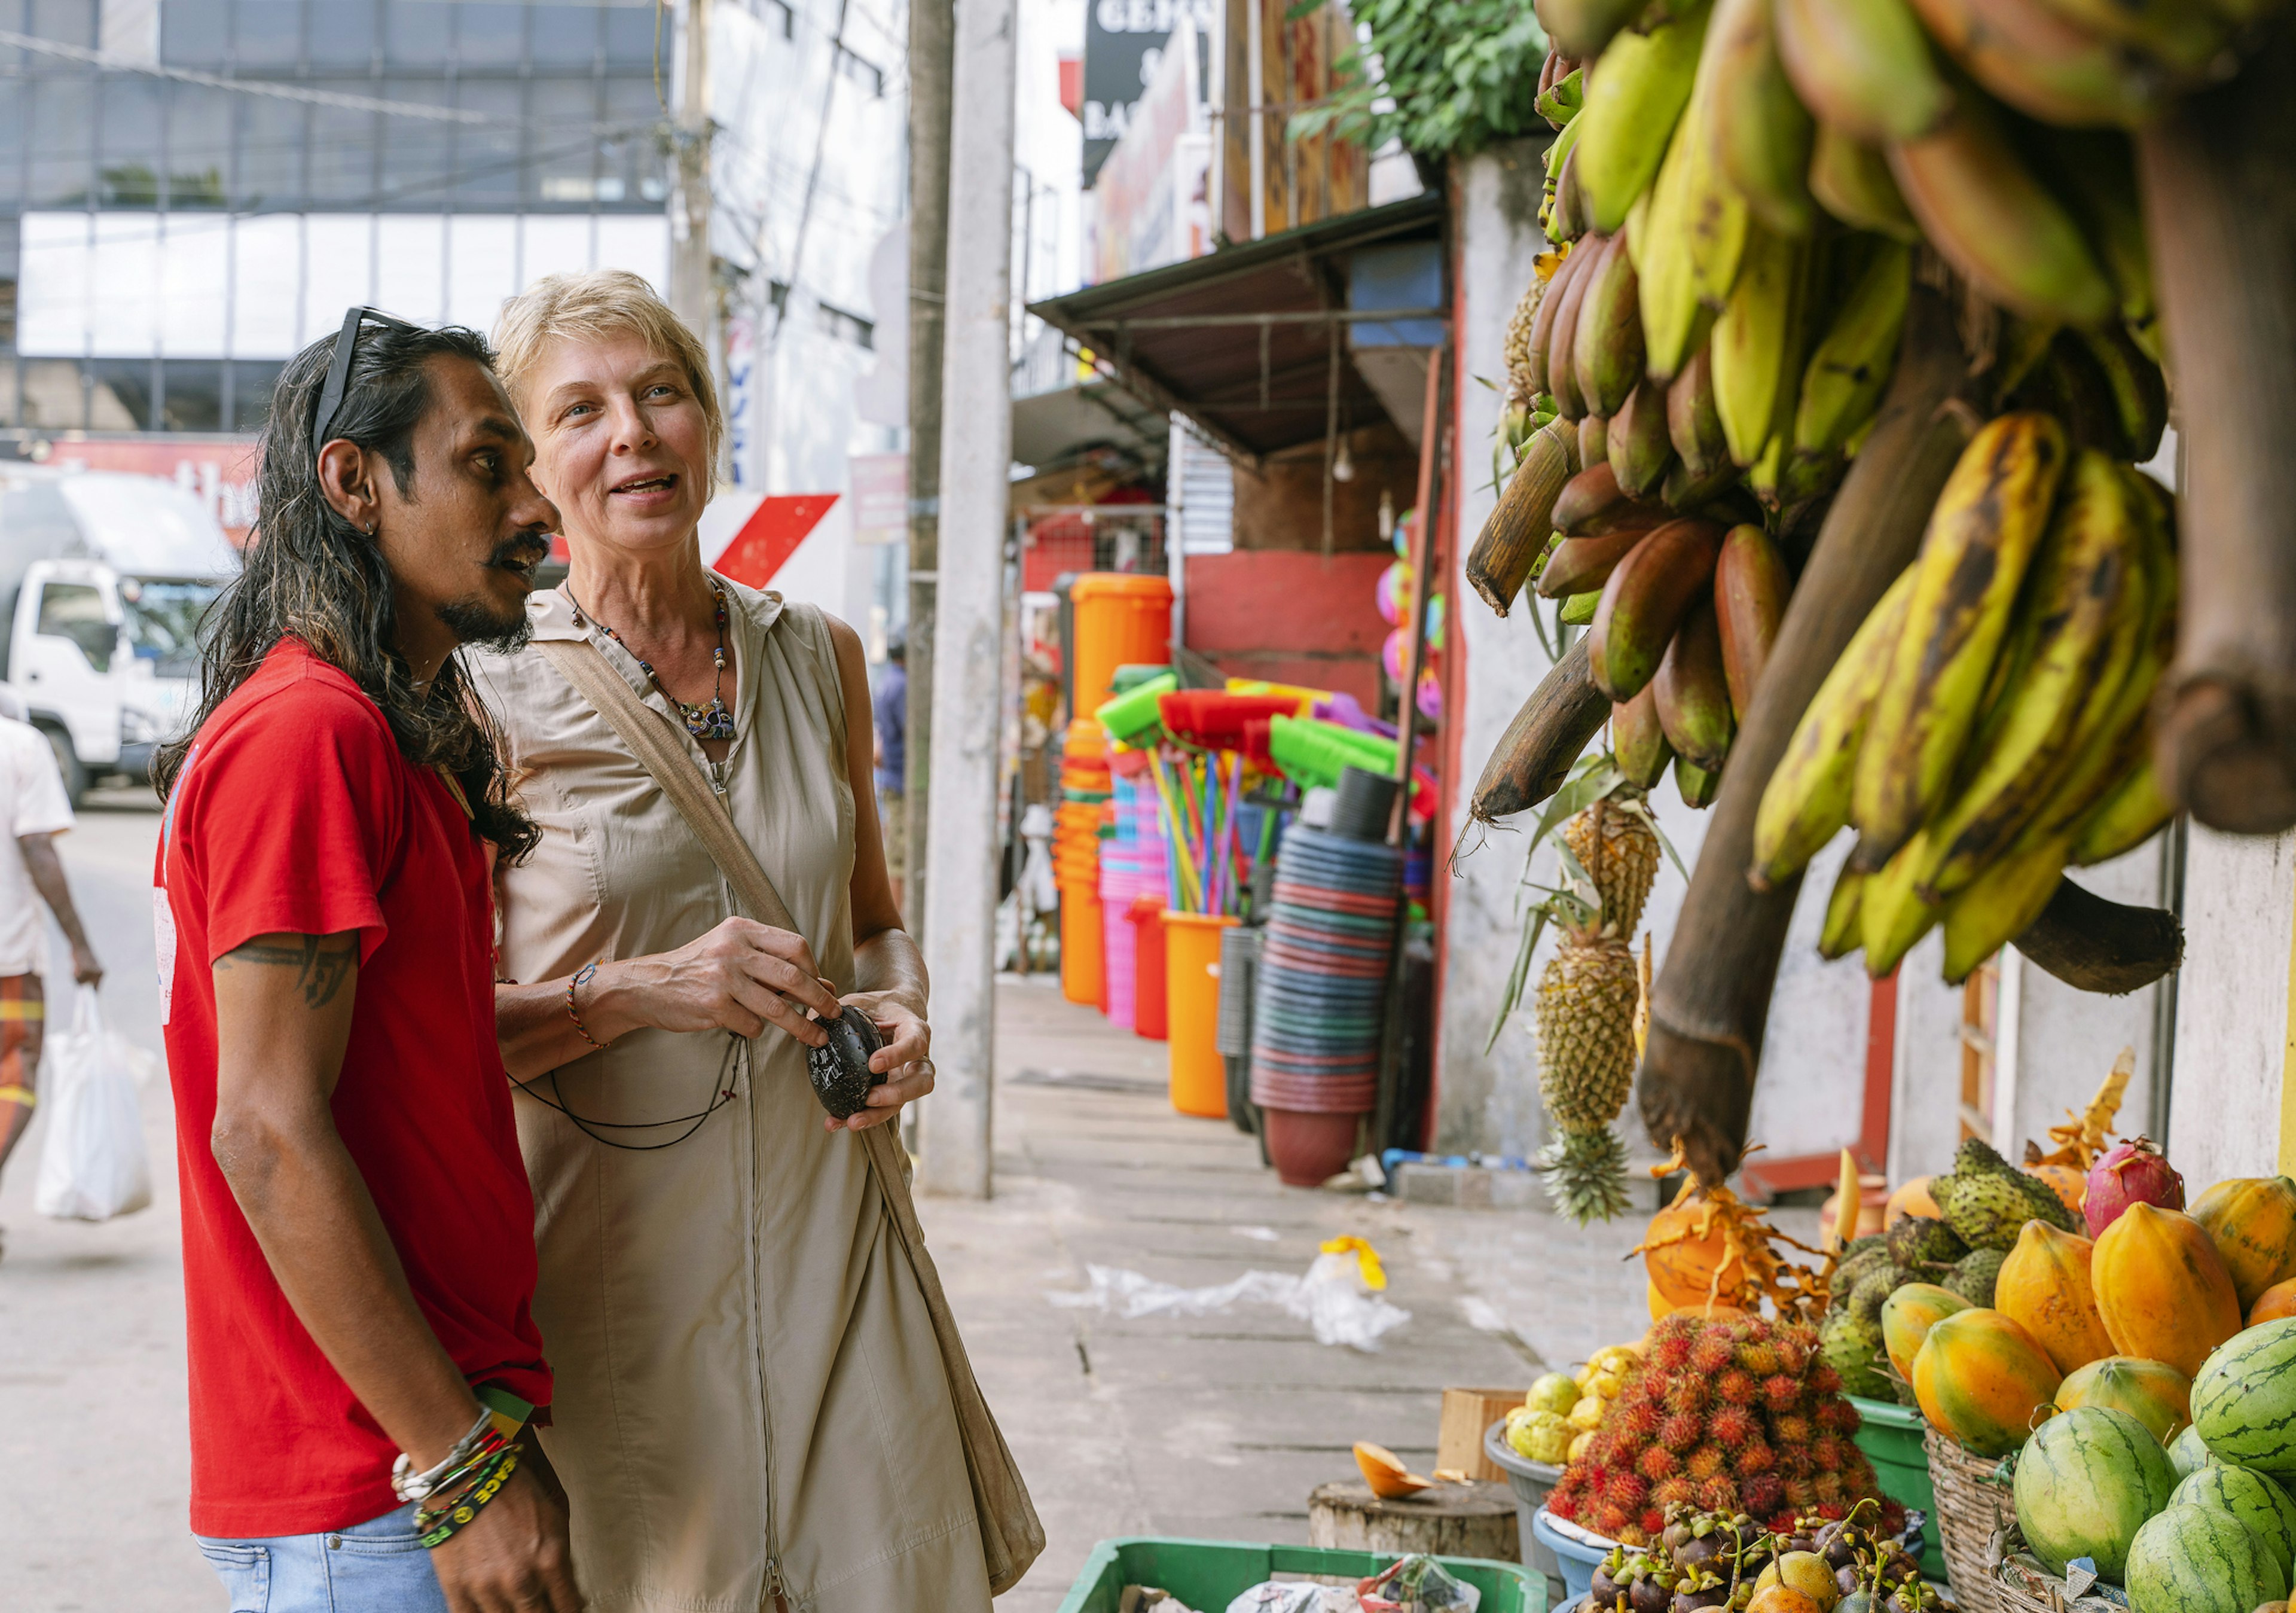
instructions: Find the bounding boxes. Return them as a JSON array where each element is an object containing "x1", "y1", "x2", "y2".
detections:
[{"x1": 1, "y1": 0, "x2": 676, "y2": 433}]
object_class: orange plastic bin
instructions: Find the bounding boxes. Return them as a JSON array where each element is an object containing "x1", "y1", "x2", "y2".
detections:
[
  {"x1": 1128, "y1": 897, "x2": 1168, "y2": 1041},
  {"x1": 1060, "y1": 883, "x2": 1104, "y2": 1008},
  {"x1": 1070, "y1": 574, "x2": 1173, "y2": 719},
  {"x1": 1164, "y1": 911, "x2": 1239, "y2": 1118}
]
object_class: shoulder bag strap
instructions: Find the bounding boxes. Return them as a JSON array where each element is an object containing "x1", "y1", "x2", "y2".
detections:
[{"x1": 532, "y1": 636, "x2": 1043, "y2": 1596}]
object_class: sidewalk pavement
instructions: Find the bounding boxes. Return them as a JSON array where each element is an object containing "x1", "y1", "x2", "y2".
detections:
[{"x1": 936, "y1": 977, "x2": 1688, "y2": 1611}]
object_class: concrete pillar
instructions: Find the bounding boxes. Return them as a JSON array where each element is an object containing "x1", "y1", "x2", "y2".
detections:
[{"x1": 917, "y1": 0, "x2": 1016, "y2": 1200}]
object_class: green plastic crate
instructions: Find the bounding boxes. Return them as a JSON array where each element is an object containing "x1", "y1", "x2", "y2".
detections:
[{"x1": 1057, "y1": 1537, "x2": 1545, "y2": 1613}]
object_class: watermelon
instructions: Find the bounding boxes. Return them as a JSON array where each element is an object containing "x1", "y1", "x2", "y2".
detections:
[
  {"x1": 2193, "y1": 1319, "x2": 2296, "y2": 1475},
  {"x1": 2172, "y1": 1467, "x2": 2296, "y2": 1580},
  {"x1": 2175, "y1": 1424, "x2": 2221, "y2": 1478},
  {"x1": 2015, "y1": 1405, "x2": 2179, "y2": 1580},
  {"x1": 2126, "y1": 1503, "x2": 2288, "y2": 1613}
]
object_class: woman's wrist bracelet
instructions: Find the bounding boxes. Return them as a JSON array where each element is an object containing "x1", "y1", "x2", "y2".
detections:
[{"x1": 567, "y1": 961, "x2": 612, "y2": 1049}]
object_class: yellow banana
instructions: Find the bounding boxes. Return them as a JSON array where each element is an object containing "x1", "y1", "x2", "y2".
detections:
[
  {"x1": 1677, "y1": 22, "x2": 1752, "y2": 313},
  {"x1": 2074, "y1": 324, "x2": 2167, "y2": 465},
  {"x1": 1792, "y1": 239, "x2": 1911, "y2": 458},
  {"x1": 1576, "y1": 4, "x2": 1714, "y2": 235},
  {"x1": 1940, "y1": 831, "x2": 2072, "y2": 986},
  {"x1": 1705, "y1": 0, "x2": 1816, "y2": 237},
  {"x1": 1710, "y1": 226, "x2": 1809, "y2": 467},
  {"x1": 1914, "y1": 450, "x2": 2146, "y2": 903},
  {"x1": 1750, "y1": 565, "x2": 1918, "y2": 889},
  {"x1": 1636, "y1": 113, "x2": 1708, "y2": 386},
  {"x1": 1808, "y1": 122, "x2": 1921, "y2": 242},
  {"x1": 1850, "y1": 411, "x2": 2073, "y2": 872},
  {"x1": 2069, "y1": 755, "x2": 2174, "y2": 867},
  {"x1": 1861, "y1": 826, "x2": 1940, "y2": 978},
  {"x1": 1774, "y1": 0, "x2": 1952, "y2": 144},
  {"x1": 1818, "y1": 862, "x2": 1866, "y2": 961}
]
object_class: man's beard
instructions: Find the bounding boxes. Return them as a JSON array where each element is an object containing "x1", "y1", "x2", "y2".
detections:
[{"x1": 436, "y1": 533, "x2": 546, "y2": 652}]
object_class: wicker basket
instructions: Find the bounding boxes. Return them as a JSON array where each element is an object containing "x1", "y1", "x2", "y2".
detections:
[
  {"x1": 1924, "y1": 1428, "x2": 2018, "y2": 1613},
  {"x1": 1989, "y1": 1519, "x2": 2123, "y2": 1613}
]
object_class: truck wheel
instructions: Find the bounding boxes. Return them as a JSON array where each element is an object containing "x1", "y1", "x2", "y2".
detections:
[{"x1": 36, "y1": 723, "x2": 87, "y2": 806}]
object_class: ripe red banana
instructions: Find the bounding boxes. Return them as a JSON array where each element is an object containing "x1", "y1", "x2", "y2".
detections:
[
  {"x1": 1614, "y1": 684, "x2": 1674, "y2": 788},
  {"x1": 1655, "y1": 589, "x2": 1738, "y2": 770},
  {"x1": 1589, "y1": 517, "x2": 1728, "y2": 701},
  {"x1": 1538, "y1": 525, "x2": 1662, "y2": 599},
  {"x1": 1714, "y1": 523, "x2": 1791, "y2": 720}
]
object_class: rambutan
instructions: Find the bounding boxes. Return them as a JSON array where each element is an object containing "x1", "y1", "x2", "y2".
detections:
[
  {"x1": 1784, "y1": 1478, "x2": 1817, "y2": 1511},
  {"x1": 1813, "y1": 1435, "x2": 1851, "y2": 1472},
  {"x1": 1612, "y1": 1399, "x2": 1663, "y2": 1443},
  {"x1": 1637, "y1": 1444, "x2": 1680, "y2": 1482},
  {"x1": 1810, "y1": 1363, "x2": 1843, "y2": 1397},
  {"x1": 1661, "y1": 1411, "x2": 1703, "y2": 1453},
  {"x1": 1696, "y1": 1475, "x2": 1739, "y2": 1514},
  {"x1": 1549, "y1": 1490, "x2": 1580, "y2": 1522},
  {"x1": 1648, "y1": 1322, "x2": 1697, "y2": 1373},
  {"x1": 1666, "y1": 1377, "x2": 1712, "y2": 1416},
  {"x1": 1717, "y1": 1370, "x2": 1759, "y2": 1407},
  {"x1": 1742, "y1": 1475, "x2": 1784, "y2": 1517},
  {"x1": 1816, "y1": 1399, "x2": 1861, "y2": 1435},
  {"x1": 1690, "y1": 1329, "x2": 1736, "y2": 1374},
  {"x1": 1654, "y1": 1475, "x2": 1696, "y2": 1508},
  {"x1": 1775, "y1": 1330, "x2": 1813, "y2": 1375},
  {"x1": 1735, "y1": 1340, "x2": 1781, "y2": 1377},
  {"x1": 1587, "y1": 1467, "x2": 1610, "y2": 1502},
  {"x1": 1708, "y1": 1405, "x2": 1759, "y2": 1449},
  {"x1": 1762, "y1": 1374, "x2": 1802, "y2": 1412},
  {"x1": 1686, "y1": 1446, "x2": 1726, "y2": 1481},
  {"x1": 1641, "y1": 1508, "x2": 1667, "y2": 1539},
  {"x1": 1734, "y1": 1438, "x2": 1776, "y2": 1477},
  {"x1": 1816, "y1": 1501, "x2": 1847, "y2": 1523},
  {"x1": 1610, "y1": 1472, "x2": 1650, "y2": 1512},
  {"x1": 1597, "y1": 1504, "x2": 1633, "y2": 1538},
  {"x1": 1772, "y1": 1413, "x2": 1813, "y2": 1447},
  {"x1": 1813, "y1": 1472, "x2": 1846, "y2": 1507},
  {"x1": 1782, "y1": 1447, "x2": 1816, "y2": 1480}
]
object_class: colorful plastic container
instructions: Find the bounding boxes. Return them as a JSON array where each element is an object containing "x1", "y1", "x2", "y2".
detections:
[
  {"x1": 1849, "y1": 1394, "x2": 1944, "y2": 1580},
  {"x1": 1164, "y1": 911, "x2": 1239, "y2": 1118},
  {"x1": 1057, "y1": 1538, "x2": 1541, "y2": 1613},
  {"x1": 1128, "y1": 897, "x2": 1168, "y2": 1041},
  {"x1": 1069, "y1": 574, "x2": 1173, "y2": 719}
]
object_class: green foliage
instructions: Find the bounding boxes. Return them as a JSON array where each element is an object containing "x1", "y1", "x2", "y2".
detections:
[{"x1": 1287, "y1": 0, "x2": 1549, "y2": 160}]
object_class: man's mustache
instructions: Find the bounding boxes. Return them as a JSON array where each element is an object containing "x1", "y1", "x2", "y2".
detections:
[{"x1": 488, "y1": 530, "x2": 552, "y2": 570}]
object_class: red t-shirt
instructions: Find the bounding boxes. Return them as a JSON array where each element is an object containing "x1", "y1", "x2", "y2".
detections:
[{"x1": 155, "y1": 638, "x2": 549, "y2": 1538}]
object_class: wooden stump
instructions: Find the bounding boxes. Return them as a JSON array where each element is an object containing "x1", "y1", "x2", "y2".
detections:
[{"x1": 1307, "y1": 1480, "x2": 1521, "y2": 1562}]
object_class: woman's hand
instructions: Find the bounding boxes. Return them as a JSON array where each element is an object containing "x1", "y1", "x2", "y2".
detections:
[
  {"x1": 829, "y1": 991, "x2": 933, "y2": 1132},
  {"x1": 610, "y1": 916, "x2": 839, "y2": 1047}
]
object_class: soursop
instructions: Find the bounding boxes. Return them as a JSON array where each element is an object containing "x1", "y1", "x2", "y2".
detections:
[
  {"x1": 1849, "y1": 1269, "x2": 1899, "y2": 1322},
  {"x1": 1945, "y1": 1246, "x2": 2006, "y2": 1307},
  {"x1": 1820, "y1": 1305, "x2": 1893, "y2": 1399},
  {"x1": 1831, "y1": 1242, "x2": 1897, "y2": 1298},
  {"x1": 1887, "y1": 1214, "x2": 1969, "y2": 1272}
]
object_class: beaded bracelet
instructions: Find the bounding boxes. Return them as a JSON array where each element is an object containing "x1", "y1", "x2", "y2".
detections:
[
  {"x1": 567, "y1": 961, "x2": 611, "y2": 1050},
  {"x1": 416, "y1": 1443, "x2": 521, "y2": 1550}
]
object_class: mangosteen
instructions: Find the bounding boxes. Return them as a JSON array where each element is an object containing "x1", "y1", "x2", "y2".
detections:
[
  {"x1": 1678, "y1": 1533, "x2": 1725, "y2": 1571},
  {"x1": 1674, "y1": 1575, "x2": 1728, "y2": 1613},
  {"x1": 805, "y1": 1005, "x2": 887, "y2": 1118},
  {"x1": 1835, "y1": 1566, "x2": 1861, "y2": 1596},
  {"x1": 1665, "y1": 1521, "x2": 1694, "y2": 1553},
  {"x1": 1633, "y1": 1572, "x2": 1674, "y2": 1613},
  {"x1": 1821, "y1": 1532, "x2": 1858, "y2": 1571}
]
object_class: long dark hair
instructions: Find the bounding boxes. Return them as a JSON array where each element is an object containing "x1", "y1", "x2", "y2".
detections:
[{"x1": 155, "y1": 319, "x2": 540, "y2": 861}]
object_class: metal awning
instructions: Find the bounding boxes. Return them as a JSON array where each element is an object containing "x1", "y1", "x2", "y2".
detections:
[{"x1": 1026, "y1": 193, "x2": 1448, "y2": 466}]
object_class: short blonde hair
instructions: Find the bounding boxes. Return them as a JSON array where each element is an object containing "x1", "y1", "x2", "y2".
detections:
[{"x1": 492, "y1": 269, "x2": 723, "y2": 470}]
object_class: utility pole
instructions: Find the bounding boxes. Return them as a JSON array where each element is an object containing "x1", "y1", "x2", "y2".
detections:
[
  {"x1": 918, "y1": 0, "x2": 1016, "y2": 1200},
  {"x1": 906, "y1": 0, "x2": 953, "y2": 935},
  {"x1": 668, "y1": 0, "x2": 713, "y2": 341}
]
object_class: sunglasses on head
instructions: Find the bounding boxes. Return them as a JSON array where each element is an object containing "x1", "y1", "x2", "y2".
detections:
[{"x1": 310, "y1": 305, "x2": 425, "y2": 460}]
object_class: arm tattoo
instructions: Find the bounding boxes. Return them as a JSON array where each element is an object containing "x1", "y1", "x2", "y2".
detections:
[{"x1": 218, "y1": 935, "x2": 358, "y2": 1009}]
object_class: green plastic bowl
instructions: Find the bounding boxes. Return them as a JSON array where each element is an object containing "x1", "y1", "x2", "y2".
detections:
[
  {"x1": 1851, "y1": 1393, "x2": 1944, "y2": 1580},
  {"x1": 1056, "y1": 1536, "x2": 1544, "y2": 1613}
]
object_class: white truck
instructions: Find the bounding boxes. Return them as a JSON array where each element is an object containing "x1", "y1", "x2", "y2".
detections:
[{"x1": 0, "y1": 468, "x2": 239, "y2": 801}]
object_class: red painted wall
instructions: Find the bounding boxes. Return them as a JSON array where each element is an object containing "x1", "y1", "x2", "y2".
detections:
[{"x1": 1183, "y1": 550, "x2": 1393, "y2": 709}]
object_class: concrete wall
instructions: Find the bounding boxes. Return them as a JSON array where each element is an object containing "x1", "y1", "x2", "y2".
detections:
[
  {"x1": 2169, "y1": 827, "x2": 2295, "y2": 1184},
  {"x1": 1436, "y1": 142, "x2": 1876, "y2": 1167}
]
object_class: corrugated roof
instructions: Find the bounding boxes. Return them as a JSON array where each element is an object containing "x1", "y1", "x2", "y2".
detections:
[{"x1": 1026, "y1": 193, "x2": 1447, "y2": 465}]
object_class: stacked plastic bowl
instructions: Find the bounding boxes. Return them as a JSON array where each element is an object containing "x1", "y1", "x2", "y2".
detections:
[
  {"x1": 1098, "y1": 759, "x2": 1168, "y2": 1030},
  {"x1": 1214, "y1": 924, "x2": 1264, "y2": 1132},
  {"x1": 1248, "y1": 821, "x2": 1402, "y2": 1185},
  {"x1": 1055, "y1": 720, "x2": 1113, "y2": 1007}
]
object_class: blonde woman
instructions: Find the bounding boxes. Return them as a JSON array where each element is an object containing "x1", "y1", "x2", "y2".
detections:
[{"x1": 471, "y1": 271, "x2": 994, "y2": 1611}]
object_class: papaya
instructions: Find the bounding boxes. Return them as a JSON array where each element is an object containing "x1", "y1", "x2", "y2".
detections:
[
  {"x1": 2093, "y1": 1203, "x2": 2245, "y2": 1379},
  {"x1": 1912, "y1": 1307, "x2": 2063, "y2": 1456},
  {"x1": 2026, "y1": 1162, "x2": 2087, "y2": 1218},
  {"x1": 2056, "y1": 1356, "x2": 2193, "y2": 1444},
  {"x1": 1882, "y1": 1283, "x2": 1971, "y2": 1380},
  {"x1": 1998, "y1": 1221, "x2": 2117, "y2": 1375},
  {"x1": 1886, "y1": 1177, "x2": 1939, "y2": 1226},
  {"x1": 2191, "y1": 1177, "x2": 2296, "y2": 1311},
  {"x1": 2254, "y1": 1278, "x2": 2296, "y2": 1327}
]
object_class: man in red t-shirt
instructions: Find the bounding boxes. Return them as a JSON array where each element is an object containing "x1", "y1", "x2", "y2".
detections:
[{"x1": 154, "y1": 309, "x2": 579, "y2": 1613}]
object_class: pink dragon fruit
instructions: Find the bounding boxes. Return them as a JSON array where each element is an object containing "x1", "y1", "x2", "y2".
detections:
[{"x1": 2084, "y1": 1136, "x2": 2185, "y2": 1237}]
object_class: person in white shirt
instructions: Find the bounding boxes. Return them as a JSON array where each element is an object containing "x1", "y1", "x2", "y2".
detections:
[{"x1": 0, "y1": 687, "x2": 103, "y2": 1233}]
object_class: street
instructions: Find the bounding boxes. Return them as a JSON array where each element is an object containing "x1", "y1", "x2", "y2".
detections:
[{"x1": 0, "y1": 791, "x2": 1666, "y2": 1611}]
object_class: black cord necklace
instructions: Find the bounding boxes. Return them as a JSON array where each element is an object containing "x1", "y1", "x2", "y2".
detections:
[
  {"x1": 510, "y1": 1033, "x2": 743, "y2": 1150},
  {"x1": 565, "y1": 583, "x2": 737, "y2": 742}
]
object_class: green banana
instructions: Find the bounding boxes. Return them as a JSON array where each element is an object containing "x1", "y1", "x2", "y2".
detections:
[
  {"x1": 1536, "y1": 0, "x2": 1648, "y2": 62},
  {"x1": 1609, "y1": 376, "x2": 1677, "y2": 497},
  {"x1": 1850, "y1": 411, "x2": 2072, "y2": 871},
  {"x1": 1907, "y1": 0, "x2": 2170, "y2": 129},
  {"x1": 1574, "y1": 229, "x2": 1646, "y2": 417},
  {"x1": 1819, "y1": 863, "x2": 1866, "y2": 960},
  {"x1": 2025, "y1": 0, "x2": 2229, "y2": 75},
  {"x1": 1575, "y1": 4, "x2": 1713, "y2": 235},
  {"x1": 1991, "y1": 316, "x2": 2061, "y2": 406},
  {"x1": 1775, "y1": 0, "x2": 1953, "y2": 144},
  {"x1": 1808, "y1": 123, "x2": 1921, "y2": 241},
  {"x1": 2074, "y1": 324, "x2": 2167, "y2": 464},
  {"x1": 1940, "y1": 831, "x2": 2072, "y2": 985},
  {"x1": 1886, "y1": 96, "x2": 2118, "y2": 327},
  {"x1": 1710, "y1": 226, "x2": 1810, "y2": 468},
  {"x1": 1536, "y1": 66, "x2": 1587, "y2": 127},
  {"x1": 2070, "y1": 755, "x2": 2173, "y2": 866},
  {"x1": 1667, "y1": 343, "x2": 1731, "y2": 477},
  {"x1": 1561, "y1": 590, "x2": 1603, "y2": 626},
  {"x1": 1676, "y1": 753, "x2": 1721, "y2": 809},
  {"x1": 1614, "y1": 685, "x2": 1675, "y2": 789},
  {"x1": 1750, "y1": 565, "x2": 1918, "y2": 891},
  {"x1": 1792, "y1": 239, "x2": 1911, "y2": 459},
  {"x1": 1705, "y1": 0, "x2": 1818, "y2": 237},
  {"x1": 1914, "y1": 450, "x2": 2147, "y2": 903},
  {"x1": 1636, "y1": 111, "x2": 1729, "y2": 386},
  {"x1": 2044, "y1": 137, "x2": 2159, "y2": 361},
  {"x1": 1861, "y1": 827, "x2": 1941, "y2": 977}
]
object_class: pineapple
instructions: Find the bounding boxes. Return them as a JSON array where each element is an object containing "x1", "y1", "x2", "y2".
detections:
[
  {"x1": 1503, "y1": 272, "x2": 1544, "y2": 408},
  {"x1": 1534, "y1": 921, "x2": 1640, "y2": 1224},
  {"x1": 1562, "y1": 794, "x2": 1660, "y2": 936}
]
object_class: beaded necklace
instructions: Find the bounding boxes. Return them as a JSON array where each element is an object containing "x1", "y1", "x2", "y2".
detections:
[{"x1": 566, "y1": 583, "x2": 738, "y2": 742}]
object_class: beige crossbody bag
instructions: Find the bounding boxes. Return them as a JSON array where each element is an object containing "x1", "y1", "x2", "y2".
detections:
[{"x1": 534, "y1": 635, "x2": 1045, "y2": 1597}]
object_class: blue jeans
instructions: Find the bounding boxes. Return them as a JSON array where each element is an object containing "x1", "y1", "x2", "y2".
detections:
[{"x1": 194, "y1": 1501, "x2": 447, "y2": 1612}]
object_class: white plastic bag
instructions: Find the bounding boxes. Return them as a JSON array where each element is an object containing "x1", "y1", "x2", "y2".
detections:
[{"x1": 34, "y1": 987, "x2": 152, "y2": 1222}]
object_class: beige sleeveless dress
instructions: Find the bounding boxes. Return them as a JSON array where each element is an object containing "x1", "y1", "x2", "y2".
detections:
[{"x1": 470, "y1": 580, "x2": 992, "y2": 1613}]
